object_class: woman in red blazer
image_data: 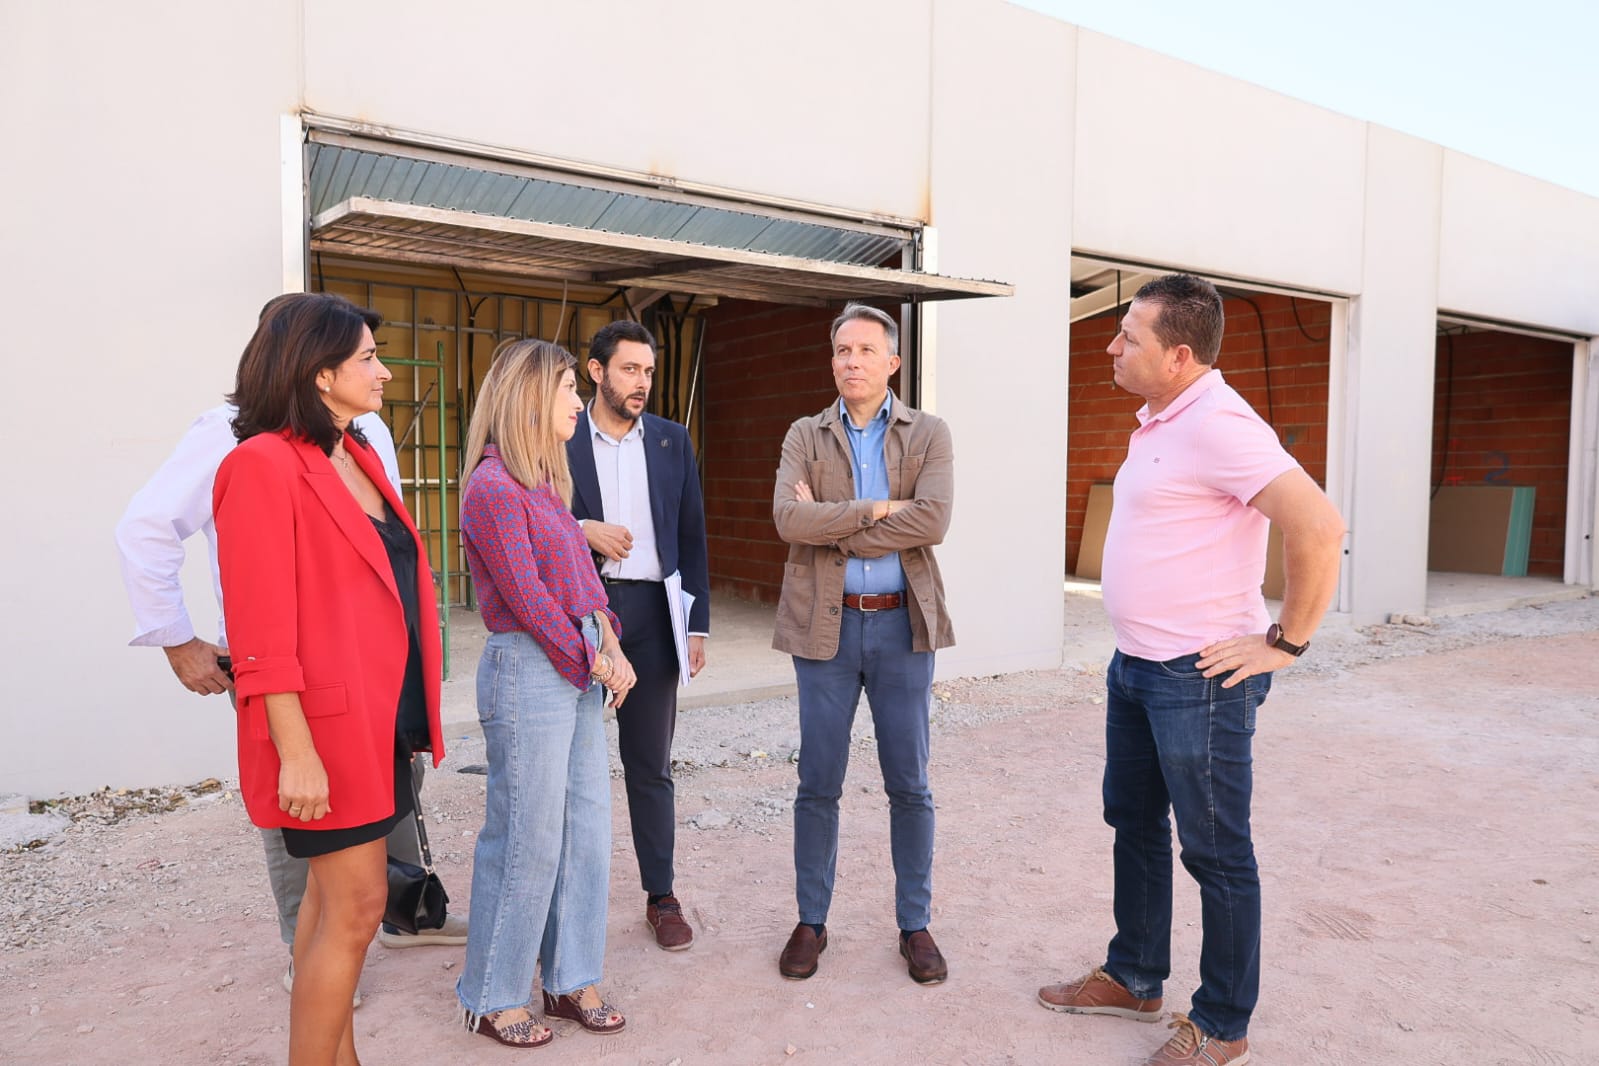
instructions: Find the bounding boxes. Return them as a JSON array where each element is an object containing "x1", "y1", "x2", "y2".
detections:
[{"x1": 213, "y1": 292, "x2": 444, "y2": 1066}]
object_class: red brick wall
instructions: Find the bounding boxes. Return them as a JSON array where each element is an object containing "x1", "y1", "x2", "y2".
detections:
[
  {"x1": 1065, "y1": 293, "x2": 1332, "y2": 574},
  {"x1": 1431, "y1": 331, "x2": 1572, "y2": 576},
  {"x1": 701, "y1": 300, "x2": 854, "y2": 603}
]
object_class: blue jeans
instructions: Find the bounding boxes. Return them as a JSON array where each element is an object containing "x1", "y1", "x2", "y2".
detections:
[
  {"x1": 1101, "y1": 650, "x2": 1271, "y2": 1042},
  {"x1": 456, "y1": 623, "x2": 610, "y2": 1020},
  {"x1": 793, "y1": 604, "x2": 936, "y2": 931}
]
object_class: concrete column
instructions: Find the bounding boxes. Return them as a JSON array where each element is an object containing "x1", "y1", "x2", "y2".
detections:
[
  {"x1": 1569, "y1": 338, "x2": 1599, "y2": 587},
  {"x1": 924, "y1": 0, "x2": 1076, "y2": 675},
  {"x1": 1343, "y1": 127, "x2": 1444, "y2": 624}
]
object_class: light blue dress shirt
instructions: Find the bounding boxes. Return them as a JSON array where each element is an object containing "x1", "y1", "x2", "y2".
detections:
[{"x1": 840, "y1": 391, "x2": 905, "y2": 595}]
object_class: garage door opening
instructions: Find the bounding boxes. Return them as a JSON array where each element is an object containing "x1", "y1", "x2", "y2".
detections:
[
  {"x1": 301, "y1": 128, "x2": 1009, "y2": 701},
  {"x1": 1426, "y1": 317, "x2": 1583, "y2": 614},
  {"x1": 1065, "y1": 260, "x2": 1336, "y2": 614}
]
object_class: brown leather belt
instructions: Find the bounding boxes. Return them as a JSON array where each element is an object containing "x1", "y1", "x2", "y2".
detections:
[{"x1": 843, "y1": 592, "x2": 903, "y2": 612}]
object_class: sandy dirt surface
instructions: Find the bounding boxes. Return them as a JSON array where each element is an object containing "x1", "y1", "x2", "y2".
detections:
[{"x1": 5, "y1": 598, "x2": 1598, "y2": 1065}]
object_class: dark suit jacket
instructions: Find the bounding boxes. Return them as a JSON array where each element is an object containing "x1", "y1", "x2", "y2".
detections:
[
  {"x1": 566, "y1": 410, "x2": 711, "y2": 634},
  {"x1": 213, "y1": 430, "x2": 444, "y2": 831}
]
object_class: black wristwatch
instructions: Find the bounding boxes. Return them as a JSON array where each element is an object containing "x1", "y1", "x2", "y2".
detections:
[{"x1": 1266, "y1": 623, "x2": 1308, "y2": 657}]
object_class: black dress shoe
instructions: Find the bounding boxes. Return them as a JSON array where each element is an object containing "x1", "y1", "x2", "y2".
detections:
[
  {"x1": 900, "y1": 929, "x2": 948, "y2": 984},
  {"x1": 779, "y1": 923, "x2": 827, "y2": 979}
]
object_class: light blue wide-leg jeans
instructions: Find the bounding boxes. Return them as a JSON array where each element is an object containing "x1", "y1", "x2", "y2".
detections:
[{"x1": 456, "y1": 622, "x2": 611, "y2": 1022}]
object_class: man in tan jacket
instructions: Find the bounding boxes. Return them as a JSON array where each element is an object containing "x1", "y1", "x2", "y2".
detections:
[{"x1": 771, "y1": 302, "x2": 955, "y2": 985}]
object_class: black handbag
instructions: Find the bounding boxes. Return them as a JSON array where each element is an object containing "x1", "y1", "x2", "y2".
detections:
[{"x1": 383, "y1": 765, "x2": 449, "y2": 935}]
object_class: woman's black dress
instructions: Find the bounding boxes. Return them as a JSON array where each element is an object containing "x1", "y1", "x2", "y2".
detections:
[{"x1": 282, "y1": 503, "x2": 430, "y2": 859}]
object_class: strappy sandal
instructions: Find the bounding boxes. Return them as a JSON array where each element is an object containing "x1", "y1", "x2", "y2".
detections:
[
  {"x1": 541, "y1": 987, "x2": 626, "y2": 1034},
  {"x1": 471, "y1": 1009, "x2": 554, "y2": 1049}
]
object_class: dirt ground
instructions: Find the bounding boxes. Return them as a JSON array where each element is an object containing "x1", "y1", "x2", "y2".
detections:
[{"x1": 5, "y1": 599, "x2": 1598, "y2": 1065}]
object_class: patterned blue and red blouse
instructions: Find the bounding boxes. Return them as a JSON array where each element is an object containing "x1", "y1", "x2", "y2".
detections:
[{"x1": 461, "y1": 444, "x2": 619, "y2": 690}]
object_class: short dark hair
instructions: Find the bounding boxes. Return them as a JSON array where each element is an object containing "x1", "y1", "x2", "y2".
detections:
[
  {"x1": 229, "y1": 292, "x2": 383, "y2": 453},
  {"x1": 1133, "y1": 274, "x2": 1224, "y2": 365},
  {"x1": 830, "y1": 303, "x2": 899, "y2": 355},
  {"x1": 588, "y1": 319, "x2": 655, "y2": 368}
]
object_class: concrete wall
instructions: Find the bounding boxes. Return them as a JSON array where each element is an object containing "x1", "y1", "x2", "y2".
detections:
[
  {"x1": 1438, "y1": 154, "x2": 1599, "y2": 335},
  {"x1": 1072, "y1": 31, "x2": 1368, "y2": 296},
  {"x1": 1, "y1": 1, "x2": 301, "y2": 796},
  {"x1": 301, "y1": 0, "x2": 935, "y2": 222}
]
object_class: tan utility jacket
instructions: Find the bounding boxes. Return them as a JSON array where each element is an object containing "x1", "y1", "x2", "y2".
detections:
[{"x1": 771, "y1": 395, "x2": 955, "y2": 660}]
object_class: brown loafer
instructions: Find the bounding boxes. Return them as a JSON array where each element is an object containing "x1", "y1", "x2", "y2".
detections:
[
  {"x1": 779, "y1": 923, "x2": 827, "y2": 979},
  {"x1": 646, "y1": 895, "x2": 694, "y2": 951},
  {"x1": 899, "y1": 929, "x2": 948, "y2": 984}
]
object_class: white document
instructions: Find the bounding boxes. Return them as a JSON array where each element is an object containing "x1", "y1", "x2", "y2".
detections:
[{"x1": 664, "y1": 570, "x2": 695, "y2": 687}]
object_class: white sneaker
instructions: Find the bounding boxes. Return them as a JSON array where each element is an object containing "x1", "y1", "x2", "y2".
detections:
[
  {"x1": 283, "y1": 959, "x2": 363, "y2": 1009},
  {"x1": 378, "y1": 911, "x2": 469, "y2": 948}
]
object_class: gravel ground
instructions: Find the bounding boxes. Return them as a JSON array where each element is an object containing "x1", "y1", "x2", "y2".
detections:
[
  {"x1": 2, "y1": 594, "x2": 1596, "y2": 1065},
  {"x1": 8, "y1": 594, "x2": 1595, "y2": 956}
]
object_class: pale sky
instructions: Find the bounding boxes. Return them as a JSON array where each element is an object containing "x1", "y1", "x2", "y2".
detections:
[{"x1": 1017, "y1": 0, "x2": 1599, "y2": 198}]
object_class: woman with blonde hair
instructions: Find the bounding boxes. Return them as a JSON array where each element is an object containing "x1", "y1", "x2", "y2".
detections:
[{"x1": 455, "y1": 338, "x2": 636, "y2": 1049}]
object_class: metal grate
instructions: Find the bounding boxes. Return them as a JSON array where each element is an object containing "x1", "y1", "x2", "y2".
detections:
[{"x1": 309, "y1": 143, "x2": 910, "y2": 268}]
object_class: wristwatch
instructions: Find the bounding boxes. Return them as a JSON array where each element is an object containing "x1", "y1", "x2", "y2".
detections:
[{"x1": 1266, "y1": 623, "x2": 1308, "y2": 657}]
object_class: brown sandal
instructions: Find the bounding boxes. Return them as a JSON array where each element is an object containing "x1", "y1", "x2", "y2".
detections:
[
  {"x1": 472, "y1": 1009, "x2": 554, "y2": 1049},
  {"x1": 541, "y1": 987, "x2": 626, "y2": 1033}
]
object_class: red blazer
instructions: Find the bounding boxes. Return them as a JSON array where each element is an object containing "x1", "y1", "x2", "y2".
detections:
[{"x1": 213, "y1": 429, "x2": 444, "y2": 831}]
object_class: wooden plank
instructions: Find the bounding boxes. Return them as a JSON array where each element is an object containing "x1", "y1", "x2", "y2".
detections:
[
  {"x1": 1427, "y1": 485, "x2": 1536, "y2": 575},
  {"x1": 1075, "y1": 483, "x2": 1114, "y2": 580}
]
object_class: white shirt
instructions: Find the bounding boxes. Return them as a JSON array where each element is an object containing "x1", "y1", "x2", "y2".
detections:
[
  {"x1": 115, "y1": 404, "x2": 402, "y2": 648},
  {"x1": 589, "y1": 411, "x2": 664, "y2": 582}
]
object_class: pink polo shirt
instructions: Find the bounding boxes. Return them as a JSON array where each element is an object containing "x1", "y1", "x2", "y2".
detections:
[{"x1": 1100, "y1": 371, "x2": 1299, "y2": 661}]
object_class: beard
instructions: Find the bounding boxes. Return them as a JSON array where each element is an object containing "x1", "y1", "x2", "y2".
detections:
[{"x1": 599, "y1": 375, "x2": 646, "y2": 423}]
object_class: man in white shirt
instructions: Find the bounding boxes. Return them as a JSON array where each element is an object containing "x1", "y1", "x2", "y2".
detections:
[
  {"x1": 116, "y1": 404, "x2": 401, "y2": 691},
  {"x1": 116, "y1": 396, "x2": 467, "y2": 997}
]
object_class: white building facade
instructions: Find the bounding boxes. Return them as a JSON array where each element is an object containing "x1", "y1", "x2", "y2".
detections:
[{"x1": 3, "y1": 0, "x2": 1595, "y2": 795}]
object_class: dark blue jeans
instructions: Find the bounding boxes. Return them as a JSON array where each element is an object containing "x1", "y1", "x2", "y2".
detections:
[
  {"x1": 792, "y1": 604, "x2": 936, "y2": 931},
  {"x1": 1101, "y1": 649, "x2": 1271, "y2": 1042}
]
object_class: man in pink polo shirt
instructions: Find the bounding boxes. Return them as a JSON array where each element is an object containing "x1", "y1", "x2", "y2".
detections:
[{"x1": 1038, "y1": 275, "x2": 1345, "y2": 1065}]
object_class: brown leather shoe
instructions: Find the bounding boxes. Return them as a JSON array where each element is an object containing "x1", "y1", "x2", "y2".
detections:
[
  {"x1": 899, "y1": 929, "x2": 948, "y2": 984},
  {"x1": 778, "y1": 923, "x2": 826, "y2": 979},
  {"x1": 1143, "y1": 1013, "x2": 1249, "y2": 1064},
  {"x1": 1037, "y1": 966, "x2": 1162, "y2": 1020},
  {"x1": 646, "y1": 895, "x2": 694, "y2": 951}
]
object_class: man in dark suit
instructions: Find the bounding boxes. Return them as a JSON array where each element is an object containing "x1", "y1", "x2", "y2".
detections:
[{"x1": 566, "y1": 319, "x2": 710, "y2": 951}]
